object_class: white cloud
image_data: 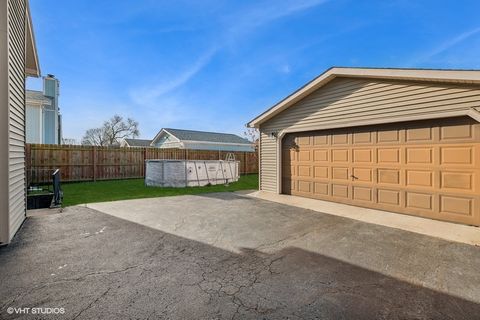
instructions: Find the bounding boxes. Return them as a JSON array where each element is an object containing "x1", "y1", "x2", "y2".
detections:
[
  {"x1": 127, "y1": 0, "x2": 330, "y2": 134},
  {"x1": 225, "y1": 0, "x2": 328, "y2": 43},
  {"x1": 129, "y1": 0, "x2": 329, "y2": 108},
  {"x1": 409, "y1": 27, "x2": 480, "y2": 66},
  {"x1": 129, "y1": 46, "x2": 218, "y2": 107},
  {"x1": 231, "y1": 0, "x2": 328, "y2": 31}
]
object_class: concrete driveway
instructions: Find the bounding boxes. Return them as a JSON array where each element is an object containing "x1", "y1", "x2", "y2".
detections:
[{"x1": 1, "y1": 192, "x2": 480, "y2": 319}]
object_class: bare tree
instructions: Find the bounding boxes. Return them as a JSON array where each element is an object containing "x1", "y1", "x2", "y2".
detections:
[
  {"x1": 81, "y1": 128, "x2": 106, "y2": 146},
  {"x1": 81, "y1": 115, "x2": 139, "y2": 146},
  {"x1": 243, "y1": 127, "x2": 259, "y2": 147},
  {"x1": 61, "y1": 138, "x2": 78, "y2": 145}
]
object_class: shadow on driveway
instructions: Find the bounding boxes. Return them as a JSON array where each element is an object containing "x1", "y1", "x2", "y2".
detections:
[{"x1": 0, "y1": 199, "x2": 479, "y2": 319}]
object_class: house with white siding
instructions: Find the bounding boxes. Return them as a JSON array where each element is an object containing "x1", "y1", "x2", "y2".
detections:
[
  {"x1": 26, "y1": 74, "x2": 62, "y2": 144},
  {"x1": 150, "y1": 128, "x2": 255, "y2": 152},
  {"x1": 0, "y1": 0, "x2": 40, "y2": 244}
]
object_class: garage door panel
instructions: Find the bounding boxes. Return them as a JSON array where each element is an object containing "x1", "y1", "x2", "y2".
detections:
[
  {"x1": 282, "y1": 117, "x2": 480, "y2": 226},
  {"x1": 298, "y1": 165, "x2": 311, "y2": 177},
  {"x1": 378, "y1": 169, "x2": 400, "y2": 185},
  {"x1": 332, "y1": 167, "x2": 349, "y2": 180},
  {"x1": 378, "y1": 148, "x2": 400, "y2": 164},
  {"x1": 313, "y1": 134, "x2": 328, "y2": 145},
  {"x1": 441, "y1": 146, "x2": 473, "y2": 166},
  {"x1": 332, "y1": 133, "x2": 349, "y2": 145},
  {"x1": 406, "y1": 170, "x2": 434, "y2": 188},
  {"x1": 406, "y1": 147, "x2": 433, "y2": 164},
  {"x1": 298, "y1": 150, "x2": 311, "y2": 162},
  {"x1": 353, "y1": 131, "x2": 373, "y2": 144},
  {"x1": 313, "y1": 149, "x2": 329, "y2": 161},
  {"x1": 314, "y1": 166, "x2": 329, "y2": 179},
  {"x1": 314, "y1": 182, "x2": 329, "y2": 196},
  {"x1": 440, "y1": 124, "x2": 473, "y2": 140},
  {"x1": 297, "y1": 136, "x2": 311, "y2": 146},
  {"x1": 332, "y1": 149, "x2": 349, "y2": 162},
  {"x1": 353, "y1": 186, "x2": 372, "y2": 202},
  {"x1": 440, "y1": 195, "x2": 473, "y2": 216},
  {"x1": 353, "y1": 168, "x2": 372, "y2": 182},
  {"x1": 332, "y1": 184, "x2": 349, "y2": 198},
  {"x1": 297, "y1": 180, "x2": 312, "y2": 193},
  {"x1": 353, "y1": 149, "x2": 373, "y2": 163},
  {"x1": 406, "y1": 192, "x2": 434, "y2": 211},
  {"x1": 440, "y1": 171, "x2": 473, "y2": 191},
  {"x1": 377, "y1": 129, "x2": 400, "y2": 143},
  {"x1": 377, "y1": 189, "x2": 401, "y2": 206},
  {"x1": 406, "y1": 127, "x2": 434, "y2": 142}
]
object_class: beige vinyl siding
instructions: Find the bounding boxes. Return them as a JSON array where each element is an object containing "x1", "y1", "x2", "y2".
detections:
[
  {"x1": 259, "y1": 77, "x2": 480, "y2": 192},
  {"x1": 7, "y1": 0, "x2": 26, "y2": 241},
  {"x1": 259, "y1": 131, "x2": 277, "y2": 192}
]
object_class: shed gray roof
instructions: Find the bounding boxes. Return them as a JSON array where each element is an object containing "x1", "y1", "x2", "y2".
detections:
[
  {"x1": 124, "y1": 138, "x2": 152, "y2": 147},
  {"x1": 164, "y1": 128, "x2": 251, "y2": 144},
  {"x1": 26, "y1": 90, "x2": 51, "y2": 104}
]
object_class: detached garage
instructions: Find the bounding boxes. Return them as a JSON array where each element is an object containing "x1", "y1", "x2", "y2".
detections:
[{"x1": 248, "y1": 67, "x2": 480, "y2": 226}]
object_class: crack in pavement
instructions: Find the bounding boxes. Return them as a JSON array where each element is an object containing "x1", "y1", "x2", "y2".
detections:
[
  {"x1": 71, "y1": 287, "x2": 112, "y2": 320},
  {"x1": 255, "y1": 228, "x2": 317, "y2": 252},
  {"x1": 176, "y1": 250, "x2": 291, "y2": 319}
]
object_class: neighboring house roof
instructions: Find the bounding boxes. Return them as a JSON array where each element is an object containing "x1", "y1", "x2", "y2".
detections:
[
  {"x1": 26, "y1": 90, "x2": 51, "y2": 105},
  {"x1": 247, "y1": 67, "x2": 480, "y2": 128},
  {"x1": 152, "y1": 128, "x2": 252, "y2": 145},
  {"x1": 123, "y1": 138, "x2": 152, "y2": 147}
]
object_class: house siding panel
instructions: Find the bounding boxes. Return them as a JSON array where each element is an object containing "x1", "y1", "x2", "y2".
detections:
[
  {"x1": 26, "y1": 105, "x2": 41, "y2": 143},
  {"x1": 259, "y1": 131, "x2": 277, "y2": 192},
  {"x1": 259, "y1": 77, "x2": 480, "y2": 193},
  {"x1": 7, "y1": 0, "x2": 26, "y2": 242}
]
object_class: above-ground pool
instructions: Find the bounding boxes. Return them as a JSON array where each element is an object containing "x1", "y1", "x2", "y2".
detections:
[{"x1": 145, "y1": 159, "x2": 240, "y2": 187}]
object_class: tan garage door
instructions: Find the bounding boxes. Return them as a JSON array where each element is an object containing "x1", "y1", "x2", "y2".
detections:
[{"x1": 282, "y1": 117, "x2": 480, "y2": 226}]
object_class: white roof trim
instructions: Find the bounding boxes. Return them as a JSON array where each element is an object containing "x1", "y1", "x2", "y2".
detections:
[{"x1": 247, "y1": 67, "x2": 480, "y2": 128}]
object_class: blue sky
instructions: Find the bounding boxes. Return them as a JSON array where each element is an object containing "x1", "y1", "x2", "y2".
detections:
[{"x1": 27, "y1": 0, "x2": 480, "y2": 141}]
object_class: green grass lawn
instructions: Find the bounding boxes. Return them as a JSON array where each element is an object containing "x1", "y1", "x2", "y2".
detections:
[{"x1": 61, "y1": 174, "x2": 258, "y2": 207}]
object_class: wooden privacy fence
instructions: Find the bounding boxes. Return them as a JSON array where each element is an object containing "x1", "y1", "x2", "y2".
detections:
[{"x1": 26, "y1": 144, "x2": 258, "y2": 184}]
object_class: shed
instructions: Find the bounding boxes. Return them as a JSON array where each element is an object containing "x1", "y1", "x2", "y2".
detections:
[{"x1": 248, "y1": 67, "x2": 480, "y2": 226}]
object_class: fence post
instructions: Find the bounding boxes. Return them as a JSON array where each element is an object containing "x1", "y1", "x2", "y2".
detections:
[
  {"x1": 143, "y1": 147, "x2": 147, "y2": 178},
  {"x1": 93, "y1": 146, "x2": 97, "y2": 182},
  {"x1": 25, "y1": 144, "x2": 31, "y2": 187},
  {"x1": 243, "y1": 152, "x2": 247, "y2": 175}
]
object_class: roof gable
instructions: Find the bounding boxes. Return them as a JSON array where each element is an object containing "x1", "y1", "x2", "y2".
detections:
[{"x1": 248, "y1": 67, "x2": 480, "y2": 128}]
